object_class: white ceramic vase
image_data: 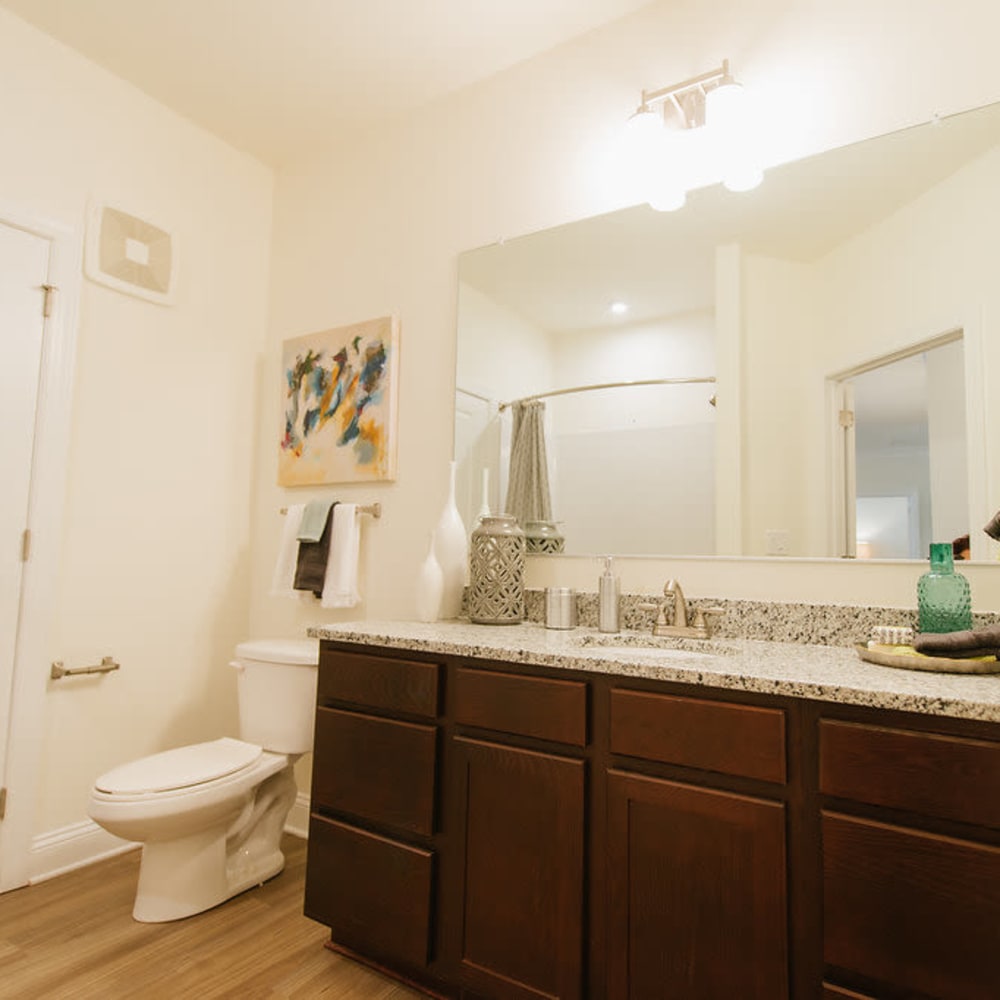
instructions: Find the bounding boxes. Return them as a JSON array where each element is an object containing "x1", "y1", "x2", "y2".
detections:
[
  {"x1": 476, "y1": 467, "x2": 491, "y2": 525},
  {"x1": 415, "y1": 531, "x2": 444, "y2": 623},
  {"x1": 434, "y1": 460, "x2": 468, "y2": 618}
]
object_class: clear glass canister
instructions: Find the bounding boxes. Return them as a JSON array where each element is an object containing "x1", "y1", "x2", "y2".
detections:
[{"x1": 468, "y1": 514, "x2": 526, "y2": 625}]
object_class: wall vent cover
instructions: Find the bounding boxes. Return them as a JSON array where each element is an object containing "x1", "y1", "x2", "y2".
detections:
[{"x1": 85, "y1": 202, "x2": 177, "y2": 305}]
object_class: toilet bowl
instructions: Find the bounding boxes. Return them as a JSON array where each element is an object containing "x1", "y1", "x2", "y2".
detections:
[{"x1": 87, "y1": 638, "x2": 318, "y2": 922}]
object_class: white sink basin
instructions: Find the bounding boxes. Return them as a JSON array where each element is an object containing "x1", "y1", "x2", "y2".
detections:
[{"x1": 574, "y1": 634, "x2": 738, "y2": 660}]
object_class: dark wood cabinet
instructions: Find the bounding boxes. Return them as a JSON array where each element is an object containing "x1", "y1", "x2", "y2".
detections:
[
  {"x1": 452, "y1": 737, "x2": 585, "y2": 1000},
  {"x1": 606, "y1": 769, "x2": 788, "y2": 1000},
  {"x1": 306, "y1": 639, "x2": 1000, "y2": 1000},
  {"x1": 304, "y1": 814, "x2": 435, "y2": 968},
  {"x1": 819, "y1": 717, "x2": 1000, "y2": 1000}
]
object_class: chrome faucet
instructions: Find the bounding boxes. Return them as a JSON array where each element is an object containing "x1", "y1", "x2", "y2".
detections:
[{"x1": 639, "y1": 579, "x2": 724, "y2": 639}]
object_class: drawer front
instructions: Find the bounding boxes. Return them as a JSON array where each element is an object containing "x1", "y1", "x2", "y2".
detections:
[
  {"x1": 305, "y1": 814, "x2": 434, "y2": 969},
  {"x1": 610, "y1": 688, "x2": 786, "y2": 783},
  {"x1": 822, "y1": 986, "x2": 877, "y2": 999},
  {"x1": 318, "y1": 648, "x2": 440, "y2": 718},
  {"x1": 312, "y1": 707, "x2": 437, "y2": 835},
  {"x1": 455, "y1": 667, "x2": 588, "y2": 747},
  {"x1": 823, "y1": 811, "x2": 1000, "y2": 1000},
  {"x1": 820, "y1": 719, "x2": 1000, "y2": 828}
]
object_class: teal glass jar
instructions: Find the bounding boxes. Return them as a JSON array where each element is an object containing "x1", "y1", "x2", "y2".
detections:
[{"x1": 917, "y1": 542, "x2": 972, "y2": 634}]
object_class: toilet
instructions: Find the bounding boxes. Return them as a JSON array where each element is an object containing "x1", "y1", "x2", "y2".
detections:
[{"x1": 87, "y1": 638, "x2": 319, "y2": 923}]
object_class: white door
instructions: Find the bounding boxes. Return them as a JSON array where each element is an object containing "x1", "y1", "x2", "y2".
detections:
[{"x1": 0, "y1": 222, "x2": 51, "y2": 884}]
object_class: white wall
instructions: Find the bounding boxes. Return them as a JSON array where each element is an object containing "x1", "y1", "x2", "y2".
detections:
[
  {"x1": 254, "y1": 0, "x2": 1000, "y2": 630},
  {"x1": 0, "y1": 9, "x2": 274, "y2": 836}
]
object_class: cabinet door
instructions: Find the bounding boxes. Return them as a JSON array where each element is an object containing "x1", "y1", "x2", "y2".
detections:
[
  {"x1": 452, "y1": 737, "x2": 585, "y2": 1000},
  {"x1": 823, "y1": 811, "x2": 1000, "y2": 1000},
  {"x1": 607, "y1": 769, "x2": 788, "y2": 1000}
]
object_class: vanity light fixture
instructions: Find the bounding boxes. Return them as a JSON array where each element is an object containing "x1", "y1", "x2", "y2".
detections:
[
  {"x1": 627, "y1": 59, "x2": 763, "y2": 210},
  {"x1": 610, "y1": 301, "x2": 629, "y2": 315}
]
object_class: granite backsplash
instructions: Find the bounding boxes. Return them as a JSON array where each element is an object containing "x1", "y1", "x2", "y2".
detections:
[{"x1": 522, "y1": 589, "x2": 1000, "y2": 647}]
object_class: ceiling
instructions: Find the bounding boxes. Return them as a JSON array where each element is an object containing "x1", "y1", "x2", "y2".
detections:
[{"x1": 0, "y1": 0, "x2": 652, "y2": 166}]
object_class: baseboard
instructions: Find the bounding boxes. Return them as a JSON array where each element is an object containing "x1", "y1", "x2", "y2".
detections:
[
  {"x1": 29, "y1": 819, "x2": 137, "y2": 884},
  {"x1": 28, "y1": 794, "x2": 310, "y2": 885},
  {"x1": 284, "y1": 791, "x2": 310, "y2": 839}
]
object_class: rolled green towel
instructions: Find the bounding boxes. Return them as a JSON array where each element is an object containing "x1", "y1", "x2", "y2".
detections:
[{"x1": 913, "y1": 622, "x2": 1000, "y2": 658}]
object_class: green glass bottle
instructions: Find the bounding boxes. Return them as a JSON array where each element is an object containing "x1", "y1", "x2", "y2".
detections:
[{"x1": 917, "y1": 542, "x2": 972, "y2": 634}]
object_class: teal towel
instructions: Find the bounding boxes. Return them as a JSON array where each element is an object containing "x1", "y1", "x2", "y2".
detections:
[{"x1": 297, "y1": 500, "x2": 334, "y2": 542}]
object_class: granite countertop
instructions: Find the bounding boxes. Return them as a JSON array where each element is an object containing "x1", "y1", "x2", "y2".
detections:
[{"x1": 308, "y1": 619, "x2": 1000, "y2": 724}]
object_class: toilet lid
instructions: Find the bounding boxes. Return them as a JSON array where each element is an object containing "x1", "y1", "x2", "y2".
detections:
[
  {"x1": 95, "y1": 737, "x2": 263, "y2": 794},
  {"x1": 235, "y1": 638, "x2": 318, "y2": 666}
]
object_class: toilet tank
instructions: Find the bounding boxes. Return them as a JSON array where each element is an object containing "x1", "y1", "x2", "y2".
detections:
[{"x1": 232, "y1": 638, "x2": 319, "y2": 754}]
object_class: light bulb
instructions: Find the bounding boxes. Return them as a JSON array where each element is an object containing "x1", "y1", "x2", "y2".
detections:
[
  {"x1": 705, "y1": 79, "x2": 745, "y2": 130},
  {"x1": 626, "y1": 105, "x2": 661, "y2": 157},
  {"x1": 648, "y1": 182, "x2": 686, "y2": 212},
  {"x1": 723, "y1": 159, "x2": 764, "y2": 192}
]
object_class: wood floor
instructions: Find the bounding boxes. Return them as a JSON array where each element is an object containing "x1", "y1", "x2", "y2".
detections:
[{"x1": 0, "y1": 835, "x2": 425, "y2": 999}]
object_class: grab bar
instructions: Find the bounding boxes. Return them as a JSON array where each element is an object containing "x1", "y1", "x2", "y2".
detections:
[{"x1": 50, "y1": 656, "x2": 121, "y2": 680}]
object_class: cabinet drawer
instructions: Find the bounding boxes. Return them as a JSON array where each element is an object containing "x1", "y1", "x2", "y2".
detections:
[
  {"x1": 820, "y1": 720, "x2": 1000, "y2": 828},
  {"x1": 312, "y1": 707, "x2": 437, "y2": 835},
  {"x1": 454, "y1": 667, "x2": 588, "y2": 747},
  {"x1": 305, "y1": 814, "x2": 434, "y2": 969},
  {"x1": 823, "y1": 811, "x2": 1000, "y2": 999},
  {"x1": 318, "y1": 648, "x2": 439, "y2": 718},
  {"x1": 822, "y1": 986, "x2": 876, "y2": 999},
  {"x1": 610, "y1": 688, "x2": 786, "y2": 783}
]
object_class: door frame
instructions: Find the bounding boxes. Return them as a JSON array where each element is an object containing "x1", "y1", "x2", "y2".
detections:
[{"x1": 0, "y1": 202, "x2": 81, "y2": 891}]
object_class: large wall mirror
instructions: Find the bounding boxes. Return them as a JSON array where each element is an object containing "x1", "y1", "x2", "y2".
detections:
[{"x1": 454, "y1": 101, "x2": 1000, "y2": 561}]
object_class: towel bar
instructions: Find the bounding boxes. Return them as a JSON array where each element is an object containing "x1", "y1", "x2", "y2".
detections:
[
  {"x1": 51, "y1": 656, "x2": 120, "y2": 680},
  {"x1": 279, "y1": 502, "x2": 381, "y2": 519}
]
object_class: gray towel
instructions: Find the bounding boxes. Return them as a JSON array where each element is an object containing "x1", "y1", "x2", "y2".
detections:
[
  {"x1": 294, "y1": 502, "x2": 337, "y2": 596},
  {"x1": 913, "y1": 622, "x2": 1000, "y2": 658}
]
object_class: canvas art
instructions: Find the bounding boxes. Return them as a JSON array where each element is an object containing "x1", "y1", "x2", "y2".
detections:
[{"x1": 279, "y1": 316, "x2": 399, "y2": 485}]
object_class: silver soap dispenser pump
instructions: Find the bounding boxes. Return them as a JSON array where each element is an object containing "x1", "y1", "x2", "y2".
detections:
[{"x1": 598, "y1": 556, "x2": 620, "y2": 634}]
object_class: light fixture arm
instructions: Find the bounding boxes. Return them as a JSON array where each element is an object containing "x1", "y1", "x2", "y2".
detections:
[{"x1": 638, "y1": 60, "x2": 731, "y2": 117}]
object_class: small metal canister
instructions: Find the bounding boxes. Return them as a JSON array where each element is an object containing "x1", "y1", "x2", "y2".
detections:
[{"x1": 545, "y1": 587, "x2": 578, "y2": 629}]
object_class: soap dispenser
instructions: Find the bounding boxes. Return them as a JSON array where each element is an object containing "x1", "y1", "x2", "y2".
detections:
[{"x1": 598, "y1": 556, "x2": 620, "y2": 633}]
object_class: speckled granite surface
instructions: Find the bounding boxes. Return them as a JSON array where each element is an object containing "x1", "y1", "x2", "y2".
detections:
[
  {"x1": 308, "y1": 618, "x2": 1000, "y2": 724},
  {"x1": 523, "y1": 589, "x2": 1000, "y2": 646}
]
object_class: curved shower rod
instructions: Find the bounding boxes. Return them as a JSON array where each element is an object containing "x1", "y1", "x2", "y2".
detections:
[{"x1": 498, "y1": 376, "x2": 717, "y2": 412}]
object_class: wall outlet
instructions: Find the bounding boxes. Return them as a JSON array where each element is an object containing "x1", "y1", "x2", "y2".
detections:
[{"x1": 765, "y1": 529, "x2": 791, "y2": 556}]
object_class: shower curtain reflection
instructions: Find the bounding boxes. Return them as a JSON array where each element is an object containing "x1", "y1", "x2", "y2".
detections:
[{"x1": 505, "y1": 400, "x2": 554, "y2": 528}]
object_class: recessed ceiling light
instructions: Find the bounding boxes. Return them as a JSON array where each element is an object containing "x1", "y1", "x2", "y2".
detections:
[{"x1": 610, "y1": 301, "x2": 628, "y2": 315}]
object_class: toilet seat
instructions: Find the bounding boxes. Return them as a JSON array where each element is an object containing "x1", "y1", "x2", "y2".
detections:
[{"x1": 95, "y1": 737, "x2": 262, "y2": 795}]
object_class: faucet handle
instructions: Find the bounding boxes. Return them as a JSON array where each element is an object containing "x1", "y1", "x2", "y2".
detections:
[
  {"x1": 638, "y1": 601, "x2": 667, "y2": 625},
  {"x1": 691, "y1": 606, "x2": 725, "y2": 634}
]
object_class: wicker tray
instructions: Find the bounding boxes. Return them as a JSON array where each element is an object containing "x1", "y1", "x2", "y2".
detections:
[{"x1": 855, "y1": 643, "x2": 1000, "y2": 674}]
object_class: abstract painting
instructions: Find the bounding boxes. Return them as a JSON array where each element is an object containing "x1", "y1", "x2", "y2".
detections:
[{"x1": 279, "y1": 316, "x2": 399, "y2": 485}]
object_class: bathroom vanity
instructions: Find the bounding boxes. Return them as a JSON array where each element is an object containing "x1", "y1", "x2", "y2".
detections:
[{"x1": 303, "y1": 620, "x2": 1000, "y2": 1000}]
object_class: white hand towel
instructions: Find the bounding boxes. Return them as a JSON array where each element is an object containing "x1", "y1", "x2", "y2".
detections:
[
  {"x1": 270, "y1": 504, "x2": 305, "y2": 598},
  {"x1": 321, "y1": 503, "x2": 361, "y2": 608}
]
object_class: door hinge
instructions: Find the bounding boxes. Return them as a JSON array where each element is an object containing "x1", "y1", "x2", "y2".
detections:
[
  {"x1": 0, "y1": 787, "x2": 7, "y2": 821},
  {"x1": 21, "y1": 529, "x2": 31, "y2": 562},
  {"x1": 42, "y1": 284, "x2": 56, "y2": 318},
  {"x1": 839, "y1": 408, "x2": 855, "y2": 429}
]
